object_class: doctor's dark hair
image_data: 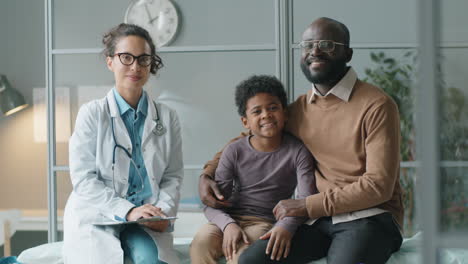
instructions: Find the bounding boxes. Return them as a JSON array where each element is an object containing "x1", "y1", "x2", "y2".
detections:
[
  {"x1": 235, "y1": 75, "x2": 287, "y2": 117},
  {"x1": 102, "y1": 23, "x2": 163, "y2": 74}
]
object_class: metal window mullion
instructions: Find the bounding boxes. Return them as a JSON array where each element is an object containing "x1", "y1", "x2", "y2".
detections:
[
  {"x1": 274, "y1": 0, "x2": 281, "y2": 79},
  {"x1": 287, "y1": 0, "x2": 294, "y2": 101},
  {"x1": 51, "y1": 45, "x2": 277, "y2": 55},
  {"x1": 418, "y1": 0, "x2": 440, "y2": 262},
  {"x1": 53, "y1": 166, "x2": 70, "y2": 172},
  {"x1": 282, "y1": 0, "x2": 290, "y2": 101},
  {"x1": 275, "y1": 0, "x2": 290, "y2": 102},
  {"x1": 45, "y1": 0, "x2": 58, "y2": 243},
  {"x1": 52, "y1": 42, "x2": 468, "y2": 56}
]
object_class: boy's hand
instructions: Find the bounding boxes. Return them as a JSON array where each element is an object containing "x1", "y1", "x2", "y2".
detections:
[
  {"x1": 199, "y1": 174, "x2": 232, "y2": 209},
  {"x1": 223, "y1": 223, "x2": 249, "y2": 261},
  {"x1": 260, "y1": 226, "x2": 292, "y2": 261}
]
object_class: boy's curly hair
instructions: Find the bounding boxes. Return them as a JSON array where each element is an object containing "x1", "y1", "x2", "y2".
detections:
[{"x1": 235, "y1": 75, "x2": 287, "y2": 117}]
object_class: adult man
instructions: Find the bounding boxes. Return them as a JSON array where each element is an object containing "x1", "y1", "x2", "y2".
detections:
[{"x1": 199, "y1": 17, "x2": 403, "y2": 264}]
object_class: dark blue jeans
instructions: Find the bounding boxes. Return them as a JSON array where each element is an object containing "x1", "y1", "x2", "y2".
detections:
[{"x1": 239, "y1": 212, "x2": 402, "y2": 264}]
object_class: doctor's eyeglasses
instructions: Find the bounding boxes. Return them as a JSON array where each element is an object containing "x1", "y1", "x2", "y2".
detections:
[
  {"x1": 298, "y1": 40, "x2": 347, "y2": 53},
  {"x1": 114, "y1": 52, "x2": 154, "y2": 67}
]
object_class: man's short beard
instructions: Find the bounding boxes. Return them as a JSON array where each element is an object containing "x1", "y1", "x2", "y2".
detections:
[{"x1": 301, "y1": 59, "x2": 347, "y2": 84}]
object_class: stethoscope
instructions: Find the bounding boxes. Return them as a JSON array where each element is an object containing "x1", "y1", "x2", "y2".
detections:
[{"x1": 106, "y1": 98, "x2": 166, "y2": 199}]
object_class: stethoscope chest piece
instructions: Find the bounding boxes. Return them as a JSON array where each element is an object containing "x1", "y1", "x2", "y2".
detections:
[{"x1": 153, "y1": 122, "x2": 167, "y2": 136}]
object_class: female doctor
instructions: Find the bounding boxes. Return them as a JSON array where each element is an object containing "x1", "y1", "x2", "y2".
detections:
[{"x1": 63, "y1": 23, "x2": 183, "y2": 264}]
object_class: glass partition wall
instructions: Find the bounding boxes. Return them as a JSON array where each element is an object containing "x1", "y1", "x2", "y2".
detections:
[
  {"x1": 45, "y1": 0, "x2": 284, "y2": 242},
  {"x1": 434, "y1": 0, "x2": 468, "y2": 262}
]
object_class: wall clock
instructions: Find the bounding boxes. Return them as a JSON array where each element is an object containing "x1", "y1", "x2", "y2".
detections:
[{"x1": 125, "y1": 0, "x2": 180, "y2": 48}]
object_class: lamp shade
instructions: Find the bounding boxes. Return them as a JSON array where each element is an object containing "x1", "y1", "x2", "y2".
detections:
[{"x1": 0, "y1": 75, "x2": 28, "y2": 116}]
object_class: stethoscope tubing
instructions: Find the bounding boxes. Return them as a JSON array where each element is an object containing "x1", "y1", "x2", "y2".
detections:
[{"x1": 106, "y1": 97, "x2": 166, "y2": 199}]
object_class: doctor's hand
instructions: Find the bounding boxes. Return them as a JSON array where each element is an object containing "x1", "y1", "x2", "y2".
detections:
[
  {"x1": 126, "y1": 204, "x2": 163, "y2": 221},
  {"x1": 141, "y1": 206, "x2": 170, "y2": 232},
  {"x1": 199, "y1": 174, "x2": 232, "y2": 209}
]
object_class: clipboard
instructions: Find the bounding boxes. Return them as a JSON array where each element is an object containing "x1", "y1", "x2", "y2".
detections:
[{"x1": 93, "y1": 216, "x2": 177, "y2": 226}]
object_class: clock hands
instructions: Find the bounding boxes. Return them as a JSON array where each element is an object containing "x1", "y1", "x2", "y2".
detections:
[
  {"x1": 144, "y1": 4, "x2": 157, "y2": 25},
  {"x1": 149, "y1": 15, "x2": 160, "y2": 24}
]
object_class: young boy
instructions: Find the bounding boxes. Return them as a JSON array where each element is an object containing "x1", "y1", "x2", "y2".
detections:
[{"x1": 190, "y1": 75, "x2": 317, "y2": 264}]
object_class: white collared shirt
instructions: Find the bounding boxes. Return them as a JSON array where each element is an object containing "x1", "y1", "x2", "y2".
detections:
[{"x1": 308, "y1": 67, "x2": 357, "y2": 103}]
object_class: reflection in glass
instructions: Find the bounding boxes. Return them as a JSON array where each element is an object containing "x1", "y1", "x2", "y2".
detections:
[
  {"x1": 439, "y1": 74, "x2": 468, "y2": 232},
  {"x1": 439, "y1": 86, "x2": 468, "y2": 161},
  {"x1": 438, "y1": 247, "x2": 468, "y2": 263},
  {"x1": 440, "y1": 167, "x2": 468, "y2": 232},
  {"x1": 438, "y1": 35, "x2": 468, "y2": 232},
  {"x1": 400, "y1": 167, "x2": 418, "y2": 237}
]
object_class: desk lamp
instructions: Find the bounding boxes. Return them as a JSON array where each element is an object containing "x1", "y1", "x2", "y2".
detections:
[{"x1": 0, "y1": 74, "x2": 28, "y2": 116}]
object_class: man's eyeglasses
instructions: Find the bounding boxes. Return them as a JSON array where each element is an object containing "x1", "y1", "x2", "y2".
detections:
[
  {"x1": 298, "y1": 40, "x2": 347, "y2": 53},
  {"x1": 114, "y1": 53, "x2": 153, "y2": 67}
]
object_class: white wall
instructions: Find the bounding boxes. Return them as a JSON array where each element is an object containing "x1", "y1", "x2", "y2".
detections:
[
  {"x1": 0, "y1": 0, "x2": 48, "y2": 210},
  {"x1": 0, "y1": 3, "x2": 5, "y2": 73}
]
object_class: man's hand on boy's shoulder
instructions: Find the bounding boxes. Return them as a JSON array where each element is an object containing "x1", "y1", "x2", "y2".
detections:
[
  {"x1": 273, "y1": 198, "x2": 308, "y2": 220},
  {"x1": 260, "y1": 226, "x2": 292, "y2": 261},
  {"x1": 223, "y1": 223, "x2": 250, "y2": 261},
  {"x1": 198, "y1": 174, "x2": 232, "y2": 209}
]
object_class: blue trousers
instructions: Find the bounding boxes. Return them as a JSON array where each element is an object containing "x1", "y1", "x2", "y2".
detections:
[{"x1": 120, "y1": 225, "x2": 167, "y2": 264}]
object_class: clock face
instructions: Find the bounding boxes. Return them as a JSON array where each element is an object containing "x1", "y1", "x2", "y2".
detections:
[{"x1": 125, "y1": 0, "x2": 179, "y2": 48}]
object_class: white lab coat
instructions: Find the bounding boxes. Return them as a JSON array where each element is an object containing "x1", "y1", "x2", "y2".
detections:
[{"x1": 63, "y1": 90, "x2": 183, "y2": 264}]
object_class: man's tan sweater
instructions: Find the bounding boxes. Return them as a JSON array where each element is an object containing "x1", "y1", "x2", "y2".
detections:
[
  {"x1": 204, "y1": 79, "x2": 404, "y2": 229},
  {"x1": 288, "y1": 78, "x2": 403, "y2": 228}
]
